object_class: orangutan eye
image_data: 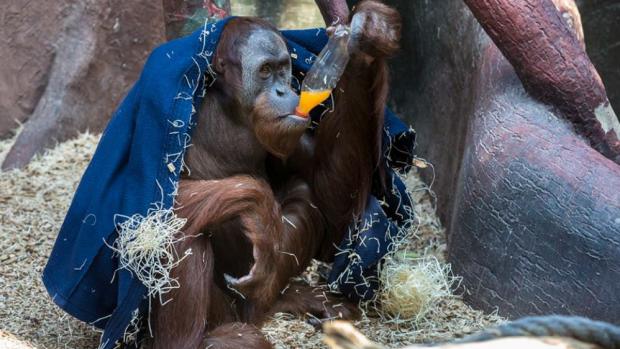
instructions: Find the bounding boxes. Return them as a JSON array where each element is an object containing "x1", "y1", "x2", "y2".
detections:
[{"x1": 259, "y1": 63, "x2": 272, "y2": 79}]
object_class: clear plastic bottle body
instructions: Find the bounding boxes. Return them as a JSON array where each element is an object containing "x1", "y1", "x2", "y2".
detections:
[{"x1": 295, "y1": 25, "x2": 351, "y2": 117}]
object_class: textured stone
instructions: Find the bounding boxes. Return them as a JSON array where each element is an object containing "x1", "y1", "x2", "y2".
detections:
[
  {"x1": 0, "y1": 0, "x2": 165, "y2": 169},
  {"x1": 385, "y1": 0, "x2": 620, "y2": 322}
]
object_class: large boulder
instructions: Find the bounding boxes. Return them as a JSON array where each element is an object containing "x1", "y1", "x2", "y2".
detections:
[{"x1": 385, "y1": 0, "x2": 620, "y2": 322}]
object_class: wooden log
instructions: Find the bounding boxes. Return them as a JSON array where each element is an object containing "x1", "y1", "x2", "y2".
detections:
[
  {"x1": 323, "y1": 321, "x2": 385, "y2": 349},
  {"x1": 323, "y1": 321, "x2": 600, "y2": 349}
]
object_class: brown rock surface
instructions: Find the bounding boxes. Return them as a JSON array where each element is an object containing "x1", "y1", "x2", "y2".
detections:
[
  {"x1": 384, "y1": 0, "x2": 620, "y2": 322},
  {"x1": 0, "y1": 0, "x2": 165, "y2": 170}
]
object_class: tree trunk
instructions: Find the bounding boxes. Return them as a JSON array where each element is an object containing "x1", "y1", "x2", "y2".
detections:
[{"x1": 323, "y1": 321, "x2": 600, "y2": 349}]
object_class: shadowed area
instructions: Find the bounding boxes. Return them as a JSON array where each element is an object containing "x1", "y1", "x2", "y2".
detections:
[{"x1": 577, "y1": 0, "x2": 620, "y2": 117}]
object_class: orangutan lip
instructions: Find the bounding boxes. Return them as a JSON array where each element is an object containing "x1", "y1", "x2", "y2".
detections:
[
  {"x1": 278, "y1": 114, "x2": 309, "y2": 125},
  {"x1": 288, "y1": 114, "x2": 308, "y2": 122}
]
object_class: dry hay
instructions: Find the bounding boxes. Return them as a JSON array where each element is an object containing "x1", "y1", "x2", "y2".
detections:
[
  {"x1": 0, "y1": 134, "x2": 502, "y2": 349},
  {"x1": 108, "y1": 209, "x2": 190, "y2": 302},
  {"x1": 261, "y1": 168, "x2": 503, "y2": 349},
  {"x1": 377, "y1": 255, "x2": 456, "y2": 324}
]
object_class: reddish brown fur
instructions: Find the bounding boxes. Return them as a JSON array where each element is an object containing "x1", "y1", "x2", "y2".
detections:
[
  {"x1": 268, "y1": 282, "x2": 359, "y2": 321},
  {"x1": 203, "y1": 323, "x2": 272, "y2": 349},
  {"x1": 311, "y1": 1, "x2": 400, "y2": 258},
  {"x1": 148, "y1": 2, "x2": 400, "y2": 348}
]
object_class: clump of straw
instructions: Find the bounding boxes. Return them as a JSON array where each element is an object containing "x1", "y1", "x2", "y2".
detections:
[
  {"x1": 377, "y1": 255, "x2": 457, "y2": 324},
  {"x1": 107, "y1": 209, "x2": 189, "y2": 302}
]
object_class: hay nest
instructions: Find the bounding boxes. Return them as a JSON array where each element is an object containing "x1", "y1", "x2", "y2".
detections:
[
  {"x1": 377, "y1": 254, "x2": 457, "y2": 324},
  {"x1": 0, "y1": 134, "x2": 502, "y2": 349}
]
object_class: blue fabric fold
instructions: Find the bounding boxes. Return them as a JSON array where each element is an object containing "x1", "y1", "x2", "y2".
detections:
[
  {"x1": 327, "y1": 165, "x2": 414, "y2": 301},
  {"x1": 42, "y1": 19, "x2": 416, "y2": 348}
]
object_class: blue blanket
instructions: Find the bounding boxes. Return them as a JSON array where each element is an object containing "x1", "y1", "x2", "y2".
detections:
[{"x1": 42, "y1": 18, "x2": 415, "y2": 348}]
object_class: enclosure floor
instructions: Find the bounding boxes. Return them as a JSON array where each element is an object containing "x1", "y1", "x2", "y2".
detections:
[{"x1": 0, "y1": 134, "x2": 501, "y2": 349}]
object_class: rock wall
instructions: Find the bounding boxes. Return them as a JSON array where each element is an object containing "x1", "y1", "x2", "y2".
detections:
[
  {"x1": 0, "y1": 0, "x2": 165, "y2": 169},
  {"x1": 384, "y1": 0, "x2": 620, "y2": 322}
]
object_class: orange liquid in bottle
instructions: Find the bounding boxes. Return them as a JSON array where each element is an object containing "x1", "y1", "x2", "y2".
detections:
[{"x1": 295, "y1": 90, "x2": 332, "y2": 117}]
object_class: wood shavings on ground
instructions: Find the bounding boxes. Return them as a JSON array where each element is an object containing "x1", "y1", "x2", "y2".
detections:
[
  {"x1": 0, "y1": 133, "x2": 101, "y2": 349},
  {"x1": 0, "y1": 134, "x2": 501, "y2": 349},
  {"x1": 262, "y1": 172, "x2": 503, "y2": 348}
]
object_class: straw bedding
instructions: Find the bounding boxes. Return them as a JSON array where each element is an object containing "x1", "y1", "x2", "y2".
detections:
[{"x1": 0, "y1": 133, "x2": 501, "y2": 349}]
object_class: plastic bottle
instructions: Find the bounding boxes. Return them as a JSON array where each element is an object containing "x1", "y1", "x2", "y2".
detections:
[{"x1": 295, "y1": 25, "x2": 351, "y2": 117}]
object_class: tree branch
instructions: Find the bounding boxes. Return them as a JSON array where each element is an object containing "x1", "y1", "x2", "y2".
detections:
[{"x1": 314, "y1": 0, "x2": 350, "y2": 26}]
